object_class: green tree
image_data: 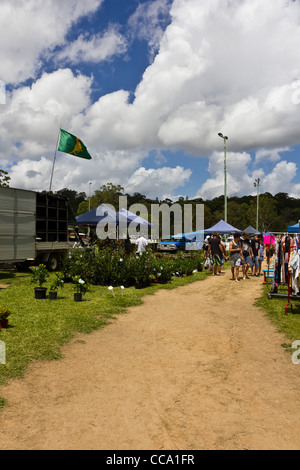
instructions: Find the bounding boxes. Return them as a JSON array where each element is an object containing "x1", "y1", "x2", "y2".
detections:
[
  {"x1": 246, "y1": 195, "x2": 278, "y2": 232},
  {"x1": 227, "y1": 201, "x2": 250, "y2": 230},
  {"x1": 0, "y1": 169, "x2": 10, "y2": 187},
  {"x1": 77, "y1": 183, "x2": 125, "y2": 215},
  {"x1": 91, "y1": 183, "x2": 124, "y2": 209},
  {"x1": 77, "y1": 200, "x2": 89, "y2": 215},
  {"x1": 55, "y1": 188, "x2": 86, "y2": 215}
]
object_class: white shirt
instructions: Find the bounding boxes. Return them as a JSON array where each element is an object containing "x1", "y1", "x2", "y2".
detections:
[{"x1": 136, "y1": 236, "x2": 148, "y2": 252}]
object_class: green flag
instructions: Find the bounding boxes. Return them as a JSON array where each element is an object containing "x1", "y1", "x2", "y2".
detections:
[{"x1": 58, "y1": 129, "x2": 92, "y2": 160}]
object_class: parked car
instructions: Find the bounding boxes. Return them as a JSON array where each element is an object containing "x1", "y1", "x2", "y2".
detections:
[{"x1": 157, "y1": 237, "x2": 186, "y2": 252}]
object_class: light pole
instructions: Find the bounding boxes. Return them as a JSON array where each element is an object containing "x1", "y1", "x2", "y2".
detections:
[
  {"x1": 254, "y1": 178, "x2": 260, "y2": 232},
  {"x1": 218, "y1": 133, "x2": 228, "y2": 223},
  {"x1": 88, "y1": 182, "x2": 92, "y2": 211},
  {"x1": 88, "y1": 182, "x2": 92, "y2": 241}
]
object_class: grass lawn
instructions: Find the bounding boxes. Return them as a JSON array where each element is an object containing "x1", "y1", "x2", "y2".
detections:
[
  {"x1": 256, "y1": 284, "x2": 300, "y2": 353},
  {"x1": 0, "y1": 267, "x2": 210, "y2": 407}
]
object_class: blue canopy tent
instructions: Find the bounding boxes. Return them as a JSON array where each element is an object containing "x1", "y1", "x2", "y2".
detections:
[
  {"x1": 243, "y1": 225, "x2": 260, "y2": 235},
  {"x1": 204, "y1": 219, "x2": 242, "y2": 234},
  {"x1": 118, "y1": 208, "x2": 153, "y2": 228},
  {"x1": 74, "y1": 204, "x2": 154, "y2": 241},
  {"x1": 75, "y1": 204, "x2": 127, "y2": 226},
  {"x1": 287, "y1": 222, "x2": 300, "y2": 233}
]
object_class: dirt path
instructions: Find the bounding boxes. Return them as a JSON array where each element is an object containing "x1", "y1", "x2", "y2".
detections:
[{"x1": 1, "y1": 269, "x2": 300, "y2": 450}]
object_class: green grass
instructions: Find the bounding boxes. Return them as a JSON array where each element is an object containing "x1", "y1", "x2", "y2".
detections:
[
  {"x1": 255, "y1": 284, "x2": 300, "y2": 350},
  {"x1": 0, "y1": 268, "x2": 209, "y2": 394}
]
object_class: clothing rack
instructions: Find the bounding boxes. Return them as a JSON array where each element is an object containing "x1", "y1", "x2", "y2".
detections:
[{"x1": 267, "y1": 234, "x2": 300, "y2": 315}]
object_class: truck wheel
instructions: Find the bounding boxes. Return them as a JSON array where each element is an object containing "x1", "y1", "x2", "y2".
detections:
[{"x1": 47, "y1": 255, "x2": 59, "y2": 272}]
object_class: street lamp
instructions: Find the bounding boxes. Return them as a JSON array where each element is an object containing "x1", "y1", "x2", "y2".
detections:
[
  {"x1": 88, "y1": 182, "x2": 92, "y2": 211},
  {"x1": 218, "y1": 133, "x2": 229, "y2": 223},
  {"x1": 88, "y1": 182, "x2": 92, "y2": 241},
  {"x1": 254, "y1": 178, "x2": 260, "y2": 232}
]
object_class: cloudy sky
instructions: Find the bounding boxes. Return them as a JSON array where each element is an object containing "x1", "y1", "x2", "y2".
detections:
[{"x1": 1, "y1": 0, "x2": 300, "y2": 201}]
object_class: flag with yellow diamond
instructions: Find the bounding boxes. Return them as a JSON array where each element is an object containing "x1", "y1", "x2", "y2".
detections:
[{"x1": 58, "y1": 129, "x2": 92, "y2": 160}]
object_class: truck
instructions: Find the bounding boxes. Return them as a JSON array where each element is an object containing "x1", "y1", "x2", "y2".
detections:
[
  {"x1": 0, "y1": 186, "x2": 77, "y2": 271},
  {"x1": 157, "y1": 237, "x2": 187, "y2": 252}
]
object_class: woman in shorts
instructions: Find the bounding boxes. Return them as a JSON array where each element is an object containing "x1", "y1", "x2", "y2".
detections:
[{"x1": 229, "y1": 233, "x2": 244, "y2": 282}]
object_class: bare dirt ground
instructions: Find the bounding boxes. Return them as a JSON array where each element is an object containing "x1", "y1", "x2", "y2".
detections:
[{"x1": 1, "y1": 268, "x2": 300, "y2": 450}]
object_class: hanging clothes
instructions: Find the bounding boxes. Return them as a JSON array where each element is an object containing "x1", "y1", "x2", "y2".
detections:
[{"x1": 288, "y1": 247, "x2": 300, "y2": 295}]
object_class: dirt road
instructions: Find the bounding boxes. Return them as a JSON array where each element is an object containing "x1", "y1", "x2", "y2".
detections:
[{"x1": 1, "y1": 270, "x2": 300, "y2": 450}]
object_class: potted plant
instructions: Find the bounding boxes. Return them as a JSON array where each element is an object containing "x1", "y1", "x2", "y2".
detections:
[
  {"x1": 0, "y1": 305, "x2": 12, "y2": 329},
  {"x1": 49, "y1": 272, "x2": 64, "y2": 300},
  {"x1": 31, "y1": 264, "x2": 49, "y2": 299},
  {"x1": 73, "y1": 275, "x2": 88, "y2": 302}
]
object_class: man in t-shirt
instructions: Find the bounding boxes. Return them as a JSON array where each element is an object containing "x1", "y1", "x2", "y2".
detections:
[
  {"x1": 135, "y1": 234, "x2": 148, "y2": 255},
  {"x1": 208, "y1": 232, "x2": 226, "y2": 276},
  {"x1": 241, "y1": 232, "x2": 253, "y2": 280},
  {"x1": 250, "y1": 234, "x2": 260, "y2": 276}
]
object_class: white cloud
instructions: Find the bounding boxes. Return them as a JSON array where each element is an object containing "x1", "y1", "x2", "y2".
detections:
[
  {"x1": 2, "y1": 0, "x2": 300, "y2": 200},
  {"x1": 128, "y1": 0, "x2": 172, "y2": 58},
  {"x1": 9, "y1": 157, "x2": 53, "y2": 191},
  {"x1": 255, "y1": 147, "x2": 291, "y2": 163},
  {"x1": 0, "y1": 69, "x2": 93, "y2": 161},
  {"x1": 195, "y1": 151, "x2": 299, "y2": 200},
  {"x1": 262, "y1": 160, "x2": 297, "y2": 195},
  {"x1": 57, "y1": 27, "x2": 127, "y2": 64},
  {"x1": 8, "y1": 148, "x2": 147, "y2": 195},
  {"x1": 74, "y1": 0, "x2": 300, "y2": 159},
  {"x1": 0, "y1": 0, "x2": 103, "y2": 84},
  {"x1": 196, "y1": 151, "x2": 257, "y2": 200},
  {"x1": 125, "y1": 166, "x2": 192, "y2": 200}
]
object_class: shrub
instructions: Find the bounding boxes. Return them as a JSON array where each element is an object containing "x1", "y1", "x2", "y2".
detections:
[
  {"x1": 30, "y1": 264, "x2": 49, "y2": 287},
  {"x1": 49, "y1": 272, "x2": 64, "y2": 292}
]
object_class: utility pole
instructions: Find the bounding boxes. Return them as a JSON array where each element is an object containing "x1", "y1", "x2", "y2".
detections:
[
  {"x1": 218, "y1": 133, "x2": 229, "y2": 223},
  {"x1": 254, "y1": 178, "x2": 260, "y2": 231}
]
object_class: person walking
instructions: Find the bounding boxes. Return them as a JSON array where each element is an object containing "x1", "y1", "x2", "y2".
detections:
[
  {"x1": 135, "y1": 234, "x2": 148, "y2": 255},
  {"x1": 241, "y1": 231, "x2": 253, "y2": 280},
  {"x1": 250, "y1": 234, "x2": 260, "y2": 276},
  {"x1": 219, "y1": 237, "x2": 227, "y2": 273},
  {"x1": 258, "y1": 235, "x2": 264, "y2": 276},
  {"x1": 229, "y1": 233, "x2": 244, "y2": 282},
  {"x1": 208, "y1": 232, "x2": 226, "y2": 276}
]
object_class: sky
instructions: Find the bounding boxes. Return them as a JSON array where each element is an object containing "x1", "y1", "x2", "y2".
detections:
[{"x1": 1, "y1": 0, "x2": 300, "y2": 201}]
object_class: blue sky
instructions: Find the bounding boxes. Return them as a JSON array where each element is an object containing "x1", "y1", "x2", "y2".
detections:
[{"x1": 1, "y1": 0, "x2": 300, "y2": 201}]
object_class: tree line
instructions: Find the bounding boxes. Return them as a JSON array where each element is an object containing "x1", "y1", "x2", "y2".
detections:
[
  {"x1": 63, "y1": 183, "x2": 300, "y2": 234},
  {"x1": 1, "y1": 172, "x2": 298, "y2": 233}
]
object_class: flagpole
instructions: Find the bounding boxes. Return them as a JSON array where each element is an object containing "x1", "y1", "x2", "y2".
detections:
[{"x1": 49, "y1": 129, "x2": 61, "y2": 192}]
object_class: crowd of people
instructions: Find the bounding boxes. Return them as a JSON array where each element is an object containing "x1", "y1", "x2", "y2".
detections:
[{"x1": 203, "y1": 231, "x2": 265, "y2": 283}]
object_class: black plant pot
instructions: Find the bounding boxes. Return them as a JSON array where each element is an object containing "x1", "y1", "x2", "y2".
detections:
[
  {"x1": 34, "y1": 287, "x2": 47, "y2": 299},
  {"x1": 74, "y1": 292, "x2": 82, "y2": 302},
  {"x1": 0, "y1": 319, "x2": 8, "y2": 329},
  {"x1": 49, "y1": 291, "x2": 58, "y2": 300}
]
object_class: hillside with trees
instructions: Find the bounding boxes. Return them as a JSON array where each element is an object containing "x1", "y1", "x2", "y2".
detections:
[
  {"x1": 74, "y1": 183, "x2": 300, "y2": 234},
  {"x1": 1, "y1": 170, "x2": 298, "y2": 233}
]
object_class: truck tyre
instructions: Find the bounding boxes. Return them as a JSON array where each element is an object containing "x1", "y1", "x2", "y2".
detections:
[{"x1": 47, "y1": 255, "x2": 59, "y2": 272}]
